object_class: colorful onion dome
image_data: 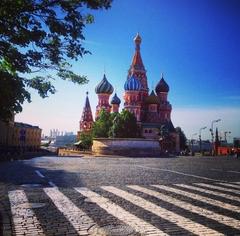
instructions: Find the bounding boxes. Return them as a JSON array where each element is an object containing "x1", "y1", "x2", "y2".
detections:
[
  {"x1": 95, "y1": 74, "x2": 114, "y2": 94},
  {"x1": 111, "y1": 93, "x2": 121, "y2": 105},
  {"x1": 145, "y1": 90, "x2": 160, "y2": 104},
  {"x1": 155, "y1": 74, "x2": 169, "y2": 93},
  {"x1": 124, "y1": 75, "x2": 142, "y2": 91}
]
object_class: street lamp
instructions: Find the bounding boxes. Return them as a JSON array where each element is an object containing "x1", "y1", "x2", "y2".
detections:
[
  {"x1": 199, "y1": 126, "x2": 207, "y2": 154},
  {"x1": 191, "y1": 133, "x2": 197, "y2": 155},
  {"x1": 224, "y1": 131, "x2": 231, "y2": 143},
  {"x1": 210, "y1": 119, "x2": 221, "y2": 155}
]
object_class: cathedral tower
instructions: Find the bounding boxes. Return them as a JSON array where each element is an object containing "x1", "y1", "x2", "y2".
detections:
[
  {"x1": 79, "y1": 92, "x2": 93, "y2": 134},
  {"x1": 111, "y1": 93, "x2": 121, "y2": 113},
  {"x1": 145, "y1": 90, "x2": 160, "y2": 123},
  {"x1": 128, "y1": 33, "x2": 149, "y2": 100},
  {"x1": 95, "y1": 74, "x2": 113, "y2": 119},
  {"x1": 124, "y1": 74, "x2": 142, "y2": 121},
  {"x1": 155, "y1": 73, "x2": 172, "y2": 122}
]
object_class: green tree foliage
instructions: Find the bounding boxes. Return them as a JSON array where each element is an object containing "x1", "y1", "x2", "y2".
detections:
[
  {"x1": 92, "y1": 109, "x2": 112, "y2": 138},
  {"x1": 0, "y1": 0, "x2": 112, "y2": 121},
  {"x1": 110, "y1": 109, "x2": 138, "y2": 138},
  {"x1": 92, "y1": 109, "x2": 139, "y2": 138},
  {"x1": 175, "y1": 126, "x2": 187, "y2": 150},
  {"x1": 79, "y1": 133, "x2": 93, "y2": 149}
]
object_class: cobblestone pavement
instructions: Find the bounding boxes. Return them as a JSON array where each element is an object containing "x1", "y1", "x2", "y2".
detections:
[{"x1": 0, "y1": 155, "x2": 240, "y2": 235}]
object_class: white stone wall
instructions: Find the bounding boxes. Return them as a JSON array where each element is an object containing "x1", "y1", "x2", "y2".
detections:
[{"x1": 92, "y1": 138, "x2": 161, "y2": 157}]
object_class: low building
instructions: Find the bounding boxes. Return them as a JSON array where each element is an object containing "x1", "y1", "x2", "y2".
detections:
[
  {"x1": 0, "y1": 119, "x2": 41, "y2": 151},
  {"x1": 12, "y1": 122, "x2": 42, "y2": 151}
]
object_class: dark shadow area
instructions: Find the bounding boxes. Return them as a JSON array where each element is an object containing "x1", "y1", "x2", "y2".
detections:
[
  {"x1": 0, "y1": 157, "x2": 84, "y2": 188},
  {"x1": 0, "y1": 149, "x2": 56, "y2": 163}
]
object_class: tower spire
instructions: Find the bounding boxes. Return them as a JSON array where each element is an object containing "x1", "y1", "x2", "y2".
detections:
[
  {"x1": 127, "y1": 32, "x2": 149, "y2": 113},
  {"x1": 130, "y1": 32, "x2": 145, "y2": 71}
]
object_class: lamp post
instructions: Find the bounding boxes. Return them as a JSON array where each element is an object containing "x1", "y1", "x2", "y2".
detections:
[
  {"x1": 224, "y1": 131, "x2": 231, "y2": 143},
  {"x1": 199, "y1": 126, "x2": 207, "y2": 154},
  {"x1": 210, "y1": 119, "x2": 221, "y2": 155},
  {"x1": 191, "y1": 133, "x2": 197, "y2": 155}
]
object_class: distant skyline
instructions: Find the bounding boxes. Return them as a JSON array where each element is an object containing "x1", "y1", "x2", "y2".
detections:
[{"x1": 16, "y1": 0, "x2": 240, "y2": 140}]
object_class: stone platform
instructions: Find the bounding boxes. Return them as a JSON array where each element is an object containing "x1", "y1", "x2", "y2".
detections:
[{"x1": 92, "y1": 138, "x2": 161, "y2": 157}]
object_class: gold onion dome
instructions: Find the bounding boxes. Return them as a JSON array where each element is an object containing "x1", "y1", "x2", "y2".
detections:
[
  {"x1": 95, "y1": 74, "x2": 114, "y2": 94},
  {"x1": 145, "y1": 90, "x2": 160, "y2": 104},
  {"x1": 155, "y1": 74, "x2": 169, "y2": 93}
]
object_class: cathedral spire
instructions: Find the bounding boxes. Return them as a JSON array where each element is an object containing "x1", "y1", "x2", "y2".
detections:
[{"x1": 130, "y1": 33, "x2": 145, "y2": 72}]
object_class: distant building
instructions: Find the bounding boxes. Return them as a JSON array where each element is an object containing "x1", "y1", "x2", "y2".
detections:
[
  {"x1": 215, "y1": 137, "x2": 240, "y2": 156},
  {"x1": 55, "y1": 134, "x2": 77, "y2": 147},
  {"x1": 190, "y1": 140, "x2": 212, "y2": 152},
  {"x1": 234, "y1": 137, "x2": 240, "y2": 148},
  {"x1": 50, "y1": 129, "x2": 60, "y2": 138}
]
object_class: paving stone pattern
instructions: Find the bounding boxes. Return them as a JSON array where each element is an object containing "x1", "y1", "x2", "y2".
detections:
[{"x1": 3, "y1": 181, "x2": 240, "y2": 235}]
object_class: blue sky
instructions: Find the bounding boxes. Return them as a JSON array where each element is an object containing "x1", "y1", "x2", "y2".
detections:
[{"x1": 16, "y1": 0, "x2": 240, "y2": 140}]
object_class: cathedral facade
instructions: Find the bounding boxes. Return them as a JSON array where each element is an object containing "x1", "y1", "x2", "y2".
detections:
[{"x1": 79, "y1": 33, "x2": 179, "y2": 151}]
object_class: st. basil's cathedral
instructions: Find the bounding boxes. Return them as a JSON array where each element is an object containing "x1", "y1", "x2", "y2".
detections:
[{"x1": 78, "y1": 33, "x2": 179, "y2": 151}]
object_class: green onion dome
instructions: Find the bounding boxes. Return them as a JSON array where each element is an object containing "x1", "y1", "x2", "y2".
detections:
[
  {"x1": 111, "y1": 93, "x2": 121, "y2": 105},
  {"x1": 155, "y1": 74, "x2": 169, "y2": 93},
  {"x1": 145, "y1": 90, "x2": 160, "y2": 104},
  {"x1": 95, "y1": 74, "x2": 114, "y2": 94}
]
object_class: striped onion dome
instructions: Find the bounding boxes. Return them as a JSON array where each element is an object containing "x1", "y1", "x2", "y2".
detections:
[
  {"x1": 155, "y1": 74, "x2": 169, "y2": 93},
  {"x1": 145, "y1": 90, "x2": 160, "y2": 104},
  {"x1": 124, "y1": 75, "x2": 142, "y2": 91},
  {"x1": 95, "y1": 74, "x2": 114, "y2": 94},
  {"x1": 111, "y1": 93, "x2": 121, "y2": 105}
]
